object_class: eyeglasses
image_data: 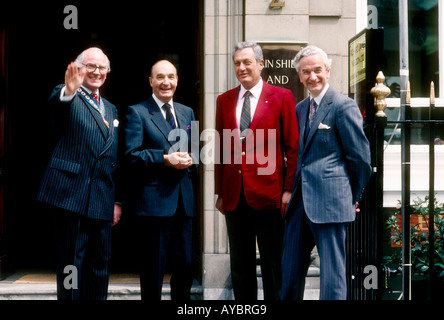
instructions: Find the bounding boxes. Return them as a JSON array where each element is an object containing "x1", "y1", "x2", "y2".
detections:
[{"x1": 82, "y1": 63, "x2": 109, "y2": 74}]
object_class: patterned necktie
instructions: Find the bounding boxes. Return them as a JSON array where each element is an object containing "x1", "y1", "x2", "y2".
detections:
[
  {"x1": 163, "y1": 103, "x2": 177, "y2": 129},
  {"x1": 239, "y1": 91, "x2": 252, "y2": 140},
  {"x1": 91, "y1": 93, "x2": 99, "y2": 104},
  {"x1": 309, "y1": 98, "x2": 318, "y2": 128}
]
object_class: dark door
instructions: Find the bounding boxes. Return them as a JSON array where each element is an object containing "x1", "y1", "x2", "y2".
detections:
[{"x1": 0, "y1": 24, "x2": 10, "y2": 278}]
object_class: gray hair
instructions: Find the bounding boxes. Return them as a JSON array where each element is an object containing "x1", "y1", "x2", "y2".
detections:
[
  {"x1": 232, "y1": 41, "x2": 263, "y2": 62},
  {"x1": 293, "y1": 46, "x2": 332, "y2": 72},
  {"x1": 74, "y1": 47, "x2": 111, "y2": 73}
]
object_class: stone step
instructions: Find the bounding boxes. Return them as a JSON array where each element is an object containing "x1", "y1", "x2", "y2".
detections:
[
  {"x1": 0, "y1": 283, "x2": 204, "y2": 300},
  {"x1": 0, "y1": 266, "x2": 319, "y2": 300},
  {"x1": 0, "y1": 272, "x2": 203, "y2": 300}
]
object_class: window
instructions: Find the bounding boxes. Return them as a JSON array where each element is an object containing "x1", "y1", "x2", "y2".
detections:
[
  {"x1": 368, "y1": 0, "x2": 440, "y2": 98},
  {"x1": 360, "y1": 0, "x2": 444, "y2": 144}
]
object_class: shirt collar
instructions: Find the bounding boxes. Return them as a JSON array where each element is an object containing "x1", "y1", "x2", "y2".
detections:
[
  {"x1": 239, "y1": 79, "x2": 263, "y2": 99},
  {"x1": 311, "y1": 83, "x2": 329, "y2": 106},
  {"x1": 152, "y1": 94, "x2": 173, "y2": 109},
  {"x1": 81, "y1": 85, "x2": 99, "y2": 96}
]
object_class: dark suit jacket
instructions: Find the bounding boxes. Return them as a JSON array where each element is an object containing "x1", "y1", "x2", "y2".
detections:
[
  {"x1": 122, "y1": 96, "x2": 196, "y2": 217},
  {"x1": 287, "y1": 86, "x2": 372, "y2": 223},
  {"x1": 37, "y1": 85, "x2": 119, "y2": 221},
  {"x1": 215, "y1": 80, "x2": 299, "y2": 212}
]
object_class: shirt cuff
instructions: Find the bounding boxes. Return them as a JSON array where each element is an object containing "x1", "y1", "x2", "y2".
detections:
[{"x1": 60, "y1": 86, "x2": 76, "y2": 101}]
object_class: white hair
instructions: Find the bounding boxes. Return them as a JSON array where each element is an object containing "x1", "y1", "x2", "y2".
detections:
[
  {"x1": 293, "y1": 46, "x2": 332, "y2": 72},
  {"x1": 74, "y1": 47, "x2": 111, "y2": 73}
]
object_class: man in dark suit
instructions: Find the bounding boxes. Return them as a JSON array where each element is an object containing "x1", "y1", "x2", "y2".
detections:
[
  {"x1": 281, "y1": 46, "x2": 372, "y2": 300},
  {"x1": 215, "y1": 41, "x2": 299, "y2": 300},
  {"x1": 122, "y1": 60, "x2": 197, "y2": 300},
  {"x1": 37, "y1": 47, "x2": 121, "y2": 300}
]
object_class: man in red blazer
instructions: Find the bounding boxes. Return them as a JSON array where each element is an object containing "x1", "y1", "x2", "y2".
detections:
[{"x1": 215, "y1": 41, "x2": 299, "y2": 300}]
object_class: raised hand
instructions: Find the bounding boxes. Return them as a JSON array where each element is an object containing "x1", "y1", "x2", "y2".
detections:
[{"x1": 64, "y1": 62, "x2": 85, "y2": 95}]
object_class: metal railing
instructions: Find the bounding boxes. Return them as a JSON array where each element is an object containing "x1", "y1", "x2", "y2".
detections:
[{"x1": 346, "y1": 71, "x2": 443, "y2": 300}]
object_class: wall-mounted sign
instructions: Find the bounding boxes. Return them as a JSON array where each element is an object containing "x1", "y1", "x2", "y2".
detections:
[
  {"x1": 259, "y1": 42, "x2": 306, "y2": 103},
  {"x1": 348, "y1": 28, "x2": 384, "y2": 124},
  {"x1": 349, "y1": 32, "x2": 366, "y2": 88}
]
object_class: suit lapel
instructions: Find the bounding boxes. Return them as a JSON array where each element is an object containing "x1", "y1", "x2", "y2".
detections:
[
  {"x1": 147, "y1": 97, "x2": 175, "y2": 146},
  {"x1": 248, "y1": 81, "x2": 272, "y2": 132},
  {"x1": 99, "y1": 100, "x2": 116, "y2": 157},
  {"x1": 79, "y1": 95, "x2": 110, "y2": 140},
  {"x1": 228, "y1": 88, "x2": 240, "y2": 132},
  {"x1": 175, "y1": 104, "x2": 188, "y2": 130},
  {"x1": 298, "y1": 98, "x2": 310, "y2": 150},
  {"x1": 303, "y1": 88, "x2": 333, "y2": 150}
]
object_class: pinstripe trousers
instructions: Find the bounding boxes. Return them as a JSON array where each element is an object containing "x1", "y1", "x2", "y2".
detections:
[
  {"x1": 281, "y1": 187, "x2": 349, "y2": 300},
  {"x1": 53, "y1": 207, "x2": 112, "y2": 300}
]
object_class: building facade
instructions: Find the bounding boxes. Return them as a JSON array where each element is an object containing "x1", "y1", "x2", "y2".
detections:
[
  {"x1": 202, "y1": 0, "x2": 366, "y2": 299},
  {"x1": 1, "y1": 0, "x2": 443, "y2": 299}
]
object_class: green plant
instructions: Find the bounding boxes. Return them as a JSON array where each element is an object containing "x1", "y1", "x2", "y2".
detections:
[{"x1": 383, "y1": 195, "x2": 444, "y2": 280}]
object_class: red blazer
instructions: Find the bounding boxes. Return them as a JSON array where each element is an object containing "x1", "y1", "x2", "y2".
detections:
[{"x1": 215, "y1": 80, "x2": 299, "y2": 211}]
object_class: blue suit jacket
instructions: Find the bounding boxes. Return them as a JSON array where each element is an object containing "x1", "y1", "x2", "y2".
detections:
[
  {"x1": 287, "y1": 87, "x2": 372, "y2": 223},
  {"x1": 37, "y1": 85, "x2": 119, "y2": 221},
  {"x1": 122, "y1": 97, "x2": 197, "y2": 217}
]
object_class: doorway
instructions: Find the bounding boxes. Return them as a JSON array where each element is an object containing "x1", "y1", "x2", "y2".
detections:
[{"x1": 0, "y1": 1, "x2": 202, "y2": 278}]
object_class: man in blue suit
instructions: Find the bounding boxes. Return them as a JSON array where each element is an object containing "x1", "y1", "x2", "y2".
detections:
[
  {"x1": 122, "y1": 60, "x2": 197, "y2": 300},
  {"x1": 37, "y1": 47, "x2": 121, "y2": 300},
  {"x1": 281, "y1": 46, "x2": 372, "y2": 300}
]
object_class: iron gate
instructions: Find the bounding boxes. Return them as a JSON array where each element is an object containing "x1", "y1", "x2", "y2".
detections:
[{"x1": 346, "y1": 72, "x2": 443, "y2": 300}]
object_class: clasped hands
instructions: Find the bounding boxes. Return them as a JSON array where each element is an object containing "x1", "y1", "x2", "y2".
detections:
[{"x1": 164, "y1": 152, "x2": 193, "y2": 169}]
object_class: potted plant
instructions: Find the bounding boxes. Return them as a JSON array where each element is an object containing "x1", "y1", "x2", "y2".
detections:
[{"x1": 383, "y1": 195, "x2": 444, "y2": 300}]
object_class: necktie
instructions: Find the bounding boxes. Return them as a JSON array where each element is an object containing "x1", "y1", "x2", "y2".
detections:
[
  {"x1": 163, "y1": 103, "x2": 177, "y2": 129},
  {"x1": 89, "y1": 92, "x2": 108, "y2": 127},
  {"x1": 239, "y1": 91, "x2": 252, "y2": 141},
  {"x1": 309, "y1": 98, "x2": 318, "y2": 128},
  {"x1": 91, "y1": 93, "x2": 99, "y2": 105}
]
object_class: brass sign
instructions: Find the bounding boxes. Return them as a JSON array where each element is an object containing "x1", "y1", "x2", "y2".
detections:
[
  {"x1": 260, "y1": 43, "x2": 306, "y2": 103},
  {"x1": 270, "y1": 0, "x2": 285, "y2": 9}
]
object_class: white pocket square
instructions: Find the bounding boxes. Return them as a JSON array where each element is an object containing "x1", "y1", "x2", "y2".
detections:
[
  {"x1": 318, "y1": 123, "x2": 331, "y2": 130},
  {"x1": 113, "y1": 119, "x2": 119, "y2": 127}
]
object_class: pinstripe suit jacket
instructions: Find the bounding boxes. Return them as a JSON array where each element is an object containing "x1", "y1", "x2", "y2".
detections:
[
  {"x1": 37, "y1": 85, "x2": 119, "y2": 221},
  {"x1": 287, "y1": 87, "x2": 371, "y2": 223}
]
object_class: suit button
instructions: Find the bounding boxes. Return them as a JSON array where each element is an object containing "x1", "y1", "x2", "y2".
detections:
[
  {"x1": 238, "y1": 170, "x2": 242, "y2": 174},
  {"x1": 301, "y1": 164, "x2": 305, "y2": 167}
]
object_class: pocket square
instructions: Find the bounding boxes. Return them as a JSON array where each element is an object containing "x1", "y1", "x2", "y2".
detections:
[
  {"x1": 318, "y1": 123, "x2": 331, "y2": 130},
  {"x1": 113, "y1": 119, "x2": 119, "y2": 127}
]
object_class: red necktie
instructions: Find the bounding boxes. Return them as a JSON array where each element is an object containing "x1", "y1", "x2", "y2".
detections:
[{"x1": 91, "y1": 93, "x2": 99, "y2": 104}]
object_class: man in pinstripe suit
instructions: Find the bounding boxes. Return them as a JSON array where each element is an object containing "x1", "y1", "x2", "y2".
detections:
[
  {"x1": 281, "y1": 46, "x2": 372, "y2": 300},
  {"x1": 37, "y1": 47, "x2": 121, "y2": 300}
]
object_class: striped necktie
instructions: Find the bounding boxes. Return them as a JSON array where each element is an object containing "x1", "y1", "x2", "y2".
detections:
[
  {"x1": 239, "y1": 91, "x2": 252, "y2": 141},
  {"x1": 163, "y1": 103, "x2": 177, "y2": 129}
]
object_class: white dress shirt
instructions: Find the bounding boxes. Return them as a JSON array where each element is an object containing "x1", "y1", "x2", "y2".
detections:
[
  {"x1": 152, "y1": 94, "x2": 178, "y2": 128},
  {"x1": 236, "y1": 79, "x2": 263, "y2": 134}
]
